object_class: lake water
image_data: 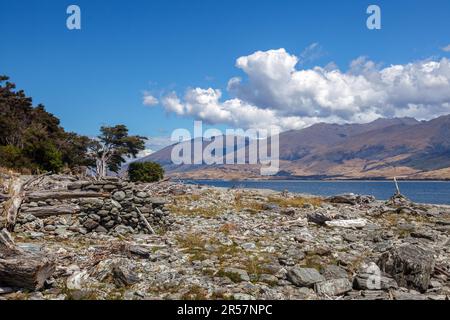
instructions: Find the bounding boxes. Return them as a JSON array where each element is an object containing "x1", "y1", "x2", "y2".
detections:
[{"x1": 185, "y1": 180, "x2": 450, "y2": 205}]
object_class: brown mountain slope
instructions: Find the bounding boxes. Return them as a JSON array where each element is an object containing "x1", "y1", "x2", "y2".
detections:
[{"x1": 139, "y1": 115, "x2": 450, "y2": 180}]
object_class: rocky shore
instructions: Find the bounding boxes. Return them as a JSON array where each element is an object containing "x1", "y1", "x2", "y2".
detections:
[{"x1": 0, "y1": 174, "x2": 449, "y2": 300}]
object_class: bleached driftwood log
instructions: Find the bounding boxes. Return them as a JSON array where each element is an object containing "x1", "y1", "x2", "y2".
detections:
[
  {"x1": 21, "y1": 205, "x2": 81, "y2": 218},
  {"x1": 0, "y1": 229, "x2": 55, "y2": 290},
  {"x1": 0, "y1": 193, "x2": 9, "y2": 202},
  {"x1": 135, "y1": 206, "x2": 155, "y2": 234},
  {"x1": 2, "y1": 172, "x2": 108, "y2": 231},
  {"x1": 26, "y1": 191, "x2": 109, "y2": 202},
  {"x1": 394, "y1": 177, "x2": 401, "y2": 195},
  {"x1": 5, "y1": 174, "x2": 49, "y2": 232}
]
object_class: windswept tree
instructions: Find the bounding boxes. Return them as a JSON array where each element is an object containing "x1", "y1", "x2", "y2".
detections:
[
  {"x1": 0, "y1": 75, "x2": 91, "y2": 173},
  {"x1": 89, "y1": 125, "x2": 146, "y2": 178}
]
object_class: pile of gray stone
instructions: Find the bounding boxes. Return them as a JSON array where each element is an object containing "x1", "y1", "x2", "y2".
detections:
[{"x1": 16, "y1": 177, "x2": 174, "y2": 237}]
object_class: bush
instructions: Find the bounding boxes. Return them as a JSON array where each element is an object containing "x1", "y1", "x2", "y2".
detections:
[
  {"x1": 0, "y1": 145, "x2": 31, "y2": 169},
  {"x1": 128, "y1": 161, "x2": 164, "y2": 183}
]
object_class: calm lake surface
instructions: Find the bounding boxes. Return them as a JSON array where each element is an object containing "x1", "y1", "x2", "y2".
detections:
[{"x1": 185, "y1": 180, "x2": 450, "y2": 205}]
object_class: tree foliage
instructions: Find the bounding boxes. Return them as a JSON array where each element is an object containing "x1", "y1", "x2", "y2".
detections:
[
  {"x1": 0, "y1": 76, "x2": 92, "y2": 172},
  {"x1": 128, "y1": 161, "x2": 164, "y2": 183},
  {"x1": 89, "y1": 125, "x2": 147, "y2": 178}
]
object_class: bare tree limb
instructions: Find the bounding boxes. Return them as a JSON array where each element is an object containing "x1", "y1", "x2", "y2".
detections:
[
  {"x1": 394, "y1": 177, "x2": 401, "y2": 195},
  {"x1": 0, "y1": 229, "x2": 55, "y2": 290},
  {"x1": 21, "y1": 205, "x2": 81, "y2": 218},
  {"x1": 26, "y1": 191, "x2": 109, "y2": 202},
  {"x1": 135, "y1": 206, "x2": 155, "y2": 234},
  {"x1": 4, "y1": 173, "x2": 51, "y2": 232}
]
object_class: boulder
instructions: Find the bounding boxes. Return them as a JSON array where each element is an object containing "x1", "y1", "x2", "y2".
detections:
[
  {"x1": 314, "y1": 278, "x2": 352, "y2": 296},
  {"x1": 321, "y1": 265, "x2": 349, "y2": 280},
  {"x1": 95, "y1": 226, "x2": 108, "y2": 233},
  {"x1": 112, "y1": 260, "x2": 140, "y2": 287},
  {"x1": 149, "y1": 197, "x2": 167, "y2": 207},
  {"x1": 83, "y1": 219, "x2": 99, "y2": 231},
  {"x1": 307, "y1": 212, "x2": 333, "y2": 225},
  {"x1": 92, "y1": 258, "x2": 139, "y2": 287},
  {"x1": 378, "y1": 244, "x2": 435, "y2": 293},
  {"x1": 353, "y1": 273, "x2": 398, "y2": 291},
  {"x1": 112, "y1": 191, "x2": 126, "y2": 201},
  {"x1": 327, "y1": 194, "x2": 375, "y2": 205},
  {"x1": 66, "y1": 270, "x2": 90, "y2": 290},
  {"x1": 127, "y1": 245, "x2": 151, "y2": 259},
  {"x1": 287, "y1": 267, "x2": 325, "y2": 287},
  {"x1": 113, "y1": 225, "x2": 134, "y2": 236},
  {"x1": 325, "y1": 218, "x2": 368, "y2": 229}
]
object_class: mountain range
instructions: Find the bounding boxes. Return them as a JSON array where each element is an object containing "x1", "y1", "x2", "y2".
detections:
[{"x1": 138, "y1": 114, "x2": 450, "y2": 180}]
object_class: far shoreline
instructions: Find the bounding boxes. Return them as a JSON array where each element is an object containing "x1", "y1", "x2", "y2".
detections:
[
  {"x1": 177, "y1": 178, "x2": 450, "y2": 205},
  {"x1": 177, "y1": 178, "x2": 450, "y2": 183}
]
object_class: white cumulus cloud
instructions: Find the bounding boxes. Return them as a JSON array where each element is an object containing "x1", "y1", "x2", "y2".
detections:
[
  {"x1": 143, "y1": 93, "x2": 159, "y2": 106},
  {"x1": 158, "y1": 48, "x2": 450, "y2": 131},
  {"x1": 442, "y1": 45, "x2": 450, "y2": 52}
]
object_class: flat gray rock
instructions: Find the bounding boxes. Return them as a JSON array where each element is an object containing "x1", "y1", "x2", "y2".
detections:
[
  {"x1": 287, "y1": 267, "x2": 325, "y2": 287},
  {"x1": 378, "y1": 244, "x2": 435, "y2": 293},
  {"x1": 315, "y1": 278, "x2": 352, "y2": 296}
]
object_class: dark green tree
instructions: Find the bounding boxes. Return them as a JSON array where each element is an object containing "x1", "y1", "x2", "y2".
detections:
[
  {"x1": 0, "y1": 76, "x2": 92, "y2": 173},
  {"x1": 128, "y1": 161, "x2": 164, "y2": 183},
  {"x1": 89, "y1": 125, "x2": 147, "y2": 178}
]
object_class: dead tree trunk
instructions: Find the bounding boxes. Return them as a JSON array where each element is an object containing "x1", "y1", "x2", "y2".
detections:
[
  {"x1": 5, "y1": 178, "x2": 27, "y2": 232},
  {"x1": 135, "y1": 206, "x2": 155, "y2": 234},
  {"x1": 0, "y1": 193, "x2": 9, "y2": 202},
  {"x1": 21, "y1": 205, "x2": 81, "y2": 218},
  {"x1": 4, "y1": 174, "x2": 50, "y2": 232},
  {"x1": 26, "y1": 191, "x2": 109, "y2": 202},
  {"x1": 394, "y1": 177, "x2": 401, "y2": 195},
  {"x1": 0, "y1": 229, "x2": 55, "y2": 290}
]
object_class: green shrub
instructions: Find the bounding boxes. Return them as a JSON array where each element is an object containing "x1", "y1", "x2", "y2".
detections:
[
  {"x1": 128, "y1": 161, "x2": 164, "y2": 183},
  {"x1": 0, "y1": 145, "x2": 31, "y2": 169}
]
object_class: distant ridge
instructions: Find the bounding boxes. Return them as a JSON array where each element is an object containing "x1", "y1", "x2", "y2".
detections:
[{"x1": 136, "y1": 115, "x2": 450, "y2": 180}]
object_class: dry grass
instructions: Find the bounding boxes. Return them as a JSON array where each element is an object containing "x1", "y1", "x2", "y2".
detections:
[
  {"x1": 375, "y1": 212, "x2": 433, "y2": 239},
  {"x1": 176, "y1": 232, "x2": 268, "y2": 277},
  {"x1": 268, "y1": 196, "x2": 323, "y2": 208},
  {"x1": 219, "y1": 223, "x2": 238, "y2": 235},
  {"x1": 169, "y1": 190, "x2": 323, "y2": 219},
  {"x1": 172, "y1": 193, "x2": 202, "y2": 203},
  {"x1": 181, "y1": 285, "x2": 209, "y2": 300},
  {"x1": 233, "y1": 191, "x2": 266, "y2": 214},
  {"x1": 168, "y1": 192, "x2": 227, "y2": 218},
  {"x1": 176, "y1": 232, "x2": 208, "y2": 250},
  {"x1": 168, "y1": 205, "x2": 223, "y2": 218},
  {"x1": 241, "y1": 256, "x2": 272, "y2": 277}
]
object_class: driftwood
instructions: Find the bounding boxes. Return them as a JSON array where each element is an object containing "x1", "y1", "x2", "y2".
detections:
[
  {"x1": 4, "y1": 173, "x2": 50, "y2": 232},
  {"x1": 394, "y1": 177, "x2": 401, "y2": 195},
  {"x1": 135, "y1": 207, "x2": 155, "y2": 234},
  {"x1": 2, "y1": 172, "x2": 107, "y2": 232},
  {"x1": 0, "y1": 229, "x2": 55, "y2": 290},
  {"x1": 26, "y1": 191, "x2": 109, "y2": 202},
  {"x1": 0, "y1": 193, "x2": 9, "y2": 202},
  {"x1": 5, "y1": 178, "x2": 27, "y2": 232},
  {"x1": 21, "y1": 205, "x2": 81, "y2": 218},
  {"x1": 434, "y1": 265, "x2": 450, "y2": 277}
]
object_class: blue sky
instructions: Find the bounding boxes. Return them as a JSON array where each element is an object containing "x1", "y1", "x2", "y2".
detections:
[{"x1": 1, "y1": 0, "x2": 450, "y2": 150}]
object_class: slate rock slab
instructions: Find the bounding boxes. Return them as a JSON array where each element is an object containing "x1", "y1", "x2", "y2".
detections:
[
  {"x1": 378, "y1": 244, "x2": 435, "y2": 293},
  {"x1": 287, "y1": 267, "x2": 325, "y2": 287}
]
